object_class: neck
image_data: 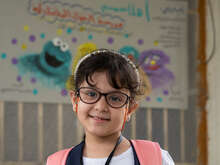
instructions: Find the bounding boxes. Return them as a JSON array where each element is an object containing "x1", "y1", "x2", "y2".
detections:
[{"x1": 83, "y1": 132, "x2": 123, "y2": 158}]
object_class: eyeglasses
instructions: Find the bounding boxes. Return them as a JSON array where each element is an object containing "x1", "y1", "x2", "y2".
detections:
[{"x1": 76, "y1": 87, "x2": 130, "y2": 108}]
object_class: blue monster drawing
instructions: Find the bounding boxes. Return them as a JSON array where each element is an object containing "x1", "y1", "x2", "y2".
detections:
[
  {"x1": 16, "y1": 38, "x2": 72, "y2": 89},
  {"x1": 139, "y1": 49, "x2": 174, "y2": 89}
]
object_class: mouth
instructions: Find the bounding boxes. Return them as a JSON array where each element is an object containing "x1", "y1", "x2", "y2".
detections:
[
  {"x1": 45, "y1": 52, "x2": 63, "y2": 67},
  {"x1": 88, "y1": 114, "x2": 110, "y2": 121},
  {"x1": 148, "y1": 65, "x2": 160, "y2": 70}
]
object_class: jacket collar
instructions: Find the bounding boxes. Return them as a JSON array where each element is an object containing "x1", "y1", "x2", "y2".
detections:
[{"x1": 65, "y1": 140, "x2": 140, "y2": 165}]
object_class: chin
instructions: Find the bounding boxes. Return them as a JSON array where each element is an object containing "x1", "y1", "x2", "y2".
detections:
[
  {"x1": 86, "y1": 127, "x2": 121, "y2": 138},
  {"x1": 87, "y1": 128, "x2": 109, "y2": 137}
]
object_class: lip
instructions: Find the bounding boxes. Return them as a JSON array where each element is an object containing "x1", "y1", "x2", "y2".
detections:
[{"x1": 88, "y1": 114, "x2": 110, "y2": 122}]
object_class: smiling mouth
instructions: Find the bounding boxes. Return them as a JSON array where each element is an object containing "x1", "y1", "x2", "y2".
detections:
[
  {"x1": 45, "y1": 52, "x2": 63, "y2": 67},
  {"x1": 89, "y1": 115, "x2": 110, "y2": 121}
]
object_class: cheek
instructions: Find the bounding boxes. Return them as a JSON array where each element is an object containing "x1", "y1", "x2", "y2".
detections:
[
  {"x1": 76, "y1": 103, "x2": 90, "y2": 119},
  {"x1": 111, "y1": 110, "x2": 126, "y2": 123}
]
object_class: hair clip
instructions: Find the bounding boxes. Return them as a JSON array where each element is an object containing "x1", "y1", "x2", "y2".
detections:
[{"x1": 74, "y1": 49, "x2": 140, "y2": 85}]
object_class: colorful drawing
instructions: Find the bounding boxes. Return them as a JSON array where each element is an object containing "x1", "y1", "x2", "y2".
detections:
[
  {"x1": 15, "y1": 38, "x2": 72, "y2": 89},
  {"x1": 71, "y1": 42, "x2": 97, "y2": 74},
  {"x1": 139, "y1": 49, "x2": 174, "y2": 89},
  {"x1": 119, "y1": 45, "x2": 139, "y2": 61}
]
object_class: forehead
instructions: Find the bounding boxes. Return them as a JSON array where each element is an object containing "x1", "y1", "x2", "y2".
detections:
[{"x1": 80, "y1": 71, "x2": 130, "y2": 94}]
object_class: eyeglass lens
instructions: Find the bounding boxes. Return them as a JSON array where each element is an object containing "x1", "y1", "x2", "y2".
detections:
[{"x1": 78, "y1": 87, "x2": 129, "y2": 108}]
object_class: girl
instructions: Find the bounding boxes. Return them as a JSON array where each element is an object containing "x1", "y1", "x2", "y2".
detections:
[{"x1": 46, "y1": 48, "x2": 175, "y2": 165}]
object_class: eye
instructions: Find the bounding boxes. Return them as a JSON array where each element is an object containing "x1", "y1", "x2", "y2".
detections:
[
  {"x1": 152, "y1": 55, "x2": 160, "y2": 61},
  {"x1": 86, "y1": 91, "x2": 97, "y2": 98},
  {"x1": 108, "y1": 93, "x2": 125, "y2": 103},
  {"x1": 61, "y1": 42, "x2": 69, "y2": 52},
  {"x1": 52, "y1": 38, "x2": 62, "y2": 46},
  {"x1": 81, "y1": 89, "x2": 98, "y2": 99},
  {"x1": 79, "y1": 88, "x2": 99, "y2": 103},
  {"x1": 109, "y1": 96, "x2": 122, "y2": 102},
  {"x1": 144, "y1": 57, "x2": 151, "y2": 64}
]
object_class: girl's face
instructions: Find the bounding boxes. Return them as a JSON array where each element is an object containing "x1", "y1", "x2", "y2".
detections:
[{"x1": 70, "y1": 71, "x2": 134, "y2": 137}]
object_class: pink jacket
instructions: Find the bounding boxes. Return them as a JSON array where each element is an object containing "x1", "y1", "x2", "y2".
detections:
[{"x1": 46, "y1": 140, "x2": 162, "y2": 165}]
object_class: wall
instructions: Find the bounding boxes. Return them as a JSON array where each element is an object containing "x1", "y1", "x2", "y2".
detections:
[
  {"x1": 0, "y1": 0, "x2": 199, "y2": 164},
  {"x1": 207, "y1": 0, "x2": 220, "y2": 164}
]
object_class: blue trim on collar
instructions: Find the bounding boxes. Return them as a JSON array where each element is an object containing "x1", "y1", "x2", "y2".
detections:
[{"x1": 65, "y1": 140, "x2": 140, "y2": 165}]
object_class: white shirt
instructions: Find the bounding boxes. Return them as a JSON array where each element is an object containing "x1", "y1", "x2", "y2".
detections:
[{"x1": 83, "y1": 147, "x2": 175, "y2": 165}]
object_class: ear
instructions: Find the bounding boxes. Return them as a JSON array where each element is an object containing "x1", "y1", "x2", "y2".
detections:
[
  {"x1": 69, "y1": 90, "x2": 77, "y2": 112},
  {"x1": 126, "y1": 102, "x2": 139, "y2": 119}
]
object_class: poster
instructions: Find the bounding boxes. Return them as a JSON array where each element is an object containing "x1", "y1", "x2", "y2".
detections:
[{"x1": 0, "y1": 0, "x2": 188, "y2": 109}]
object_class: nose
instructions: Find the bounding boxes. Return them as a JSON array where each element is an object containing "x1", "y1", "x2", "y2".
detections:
[
  {"x1": 94, "y1": 95, "x2": 109, "y2": 111},
  {"x1": 150, "y1": 60, "x2": 156, "y2": 65}
]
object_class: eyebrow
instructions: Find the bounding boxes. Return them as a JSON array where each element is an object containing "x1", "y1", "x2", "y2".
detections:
[{"x1": 82, "y1": 86, "x2": 129, "y2": 95}]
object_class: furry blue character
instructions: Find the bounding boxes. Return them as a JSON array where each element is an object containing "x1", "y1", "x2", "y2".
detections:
[{"x1": 16, "y1": 38, "x2": 72, "y2": 89}]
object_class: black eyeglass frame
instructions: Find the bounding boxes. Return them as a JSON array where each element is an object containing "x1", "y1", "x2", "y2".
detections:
[{"x1": 76, "y1": 87, "x2": 131, "y2": 108}]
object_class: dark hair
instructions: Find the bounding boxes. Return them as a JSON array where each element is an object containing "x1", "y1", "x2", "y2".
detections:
[{"x1": 66, "y1": 49, "x2": 151, "y2": 101}]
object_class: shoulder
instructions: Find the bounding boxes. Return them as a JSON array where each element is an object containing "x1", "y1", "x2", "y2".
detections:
[
  {"x1": 131, "y1": 140, "x2": 175, "y2": 165},
  {"x1": 131, "y1": 140, "x2": 161, "y2": 165},
  {"x1": 46, "y1": 147, "x2": 73, "y2": 165},
  {"x1": 161, "y1": 149, "x2": 175, "y2": 165},
  {"x1": 131, "y1": 139, "x2": 161, "y2": 151}
]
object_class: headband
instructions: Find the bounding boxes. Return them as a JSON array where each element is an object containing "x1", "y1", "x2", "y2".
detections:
[{"x1": 74, "y1": 49, "x2": 140, "y2": 85}]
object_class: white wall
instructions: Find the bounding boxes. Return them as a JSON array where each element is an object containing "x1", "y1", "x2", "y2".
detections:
[{"x1": 207, "y1": 0, "x2": 220, "y2": 164}]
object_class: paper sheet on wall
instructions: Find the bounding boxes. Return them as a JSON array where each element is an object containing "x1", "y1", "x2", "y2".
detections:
[{"x1": 0, "y1": 0, "x2": 188, "y2": 109}]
